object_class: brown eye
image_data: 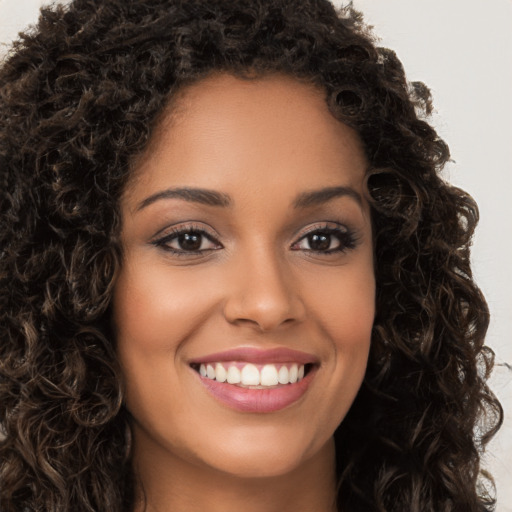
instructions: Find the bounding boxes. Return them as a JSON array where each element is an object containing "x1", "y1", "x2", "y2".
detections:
[
  {"x1": 153, "y1": 228, "x2": 222, "y2": 254},
  {"x1": 177, "y1": 232, "x2": 203, "y2": 251},
  {"x1": 292, "y1": 225, "x2": 357, "y2": 254},
  {"x1": 307, "y1": 232, "x2": 332, "y2": 251}
]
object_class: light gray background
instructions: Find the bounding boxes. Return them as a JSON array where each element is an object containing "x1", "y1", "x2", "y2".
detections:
[{"x1": 1, "y1": 0, "x2": 510, "y2": 509}]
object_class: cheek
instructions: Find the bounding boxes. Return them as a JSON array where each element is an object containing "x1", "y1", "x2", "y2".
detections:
[
  {"x1": 304, "y1": 255, "x2": 375, "y2": 346},
  {"x1": 111, "y1": 261, "x2": 214, "y2": 431},
  {"x1": 112, "y1": 259, "x2": 218, "y2": 354},
  {"x1": 111, "y1": 261, "x2": 214, "y2": 416},
  {"x1": 326, "y1": 286, "x2": 375, "y2": 351},
  {"x1": 301, "y1": 259, "x2": 375, "y2": 419}
]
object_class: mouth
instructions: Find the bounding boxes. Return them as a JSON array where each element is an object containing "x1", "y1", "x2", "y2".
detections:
[
  {"x1": 190, "y1": 361, "x2": 315, "y2": 388},
  {"x1": 189, "y1": 347, "x2": 318, "y2": 413}
]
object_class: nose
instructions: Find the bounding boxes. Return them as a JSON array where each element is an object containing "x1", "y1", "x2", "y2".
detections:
[{"x1": 222, "y1": 248, "x2": 306, "y2": 332}]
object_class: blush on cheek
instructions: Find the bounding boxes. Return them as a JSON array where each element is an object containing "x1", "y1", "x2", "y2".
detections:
[
  {"x1": 113, "y1": 261, "x2": 216, "y2": 348},
  {"x1": 307, "y1": 280, "x2": 375, "y2": 341}
]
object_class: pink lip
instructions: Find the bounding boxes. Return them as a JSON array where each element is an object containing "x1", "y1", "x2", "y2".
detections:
[
  {"x1": 195, "y1": 366, "x2": 317, "y2": 413},
  {"x1": 189, "y1": 347, "x2": 319, "y2": 413},
  {"x1": 189, "y1": 347, "x2": 318, "y2": 365}
]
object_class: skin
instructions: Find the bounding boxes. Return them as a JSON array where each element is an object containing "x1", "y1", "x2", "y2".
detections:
[{"x1": 113, "y1": 73, "x2": 375, "y2": 512}]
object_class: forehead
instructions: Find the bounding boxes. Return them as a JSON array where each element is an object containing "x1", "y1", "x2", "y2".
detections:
[{"x1": 125, "y1": 73, "x2": 368, "y2": 208}]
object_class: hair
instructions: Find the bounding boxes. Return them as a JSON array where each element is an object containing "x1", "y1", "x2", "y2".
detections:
[{"x1": 0, "y1": 0, "x2": 503, "y2": 510}]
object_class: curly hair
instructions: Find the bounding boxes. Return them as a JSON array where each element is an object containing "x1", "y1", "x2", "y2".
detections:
[{"x1": 0, "y1": 0, "x2": 503, "y2": 510}]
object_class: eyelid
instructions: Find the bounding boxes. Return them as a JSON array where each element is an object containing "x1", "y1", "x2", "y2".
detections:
[
  {"x1": 150, "y1": 220, "x2": 359, "y2": 257},
  {"x1": 290, "y1": 221, "x2": 359, "y2": 253},
  {"x1": 291, "y1": 221, "x2": 350, "y2": 242},
  {"x1": 150, "y1": 221, "x2": 216, "y2": 240},
  {"x1": 150, "y1": 222, "x2": 223, "y2": 253}
]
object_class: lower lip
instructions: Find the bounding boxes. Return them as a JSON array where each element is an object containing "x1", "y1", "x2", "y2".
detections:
[{"x1": 195, "y1": 367, "x2": 316, "y2": 413}]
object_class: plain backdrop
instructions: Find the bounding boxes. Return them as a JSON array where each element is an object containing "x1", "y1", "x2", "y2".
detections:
[{"x1": 1, "y1": 0, "x2": 510, "y2": 510}]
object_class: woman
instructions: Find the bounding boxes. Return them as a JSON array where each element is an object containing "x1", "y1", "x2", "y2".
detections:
[{"x1": 0, "y1": 0, "x2": 503, "y2": 511}]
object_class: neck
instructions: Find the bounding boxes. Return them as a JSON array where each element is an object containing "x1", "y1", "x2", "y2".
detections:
[{"x1": 131, "y1": 434, "x2": 338, "y2": 512}]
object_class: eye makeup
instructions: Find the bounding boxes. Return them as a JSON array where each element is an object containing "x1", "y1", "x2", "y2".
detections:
[
  {"x1": 150, "y1": 222, "x2": 222, "y2": 257},
  {"x1": 149, "y1": 219, "x2": 361, "y2": 260},
  {"x1": 291, "y1": 222, "x2": 359, "y2": 255}
]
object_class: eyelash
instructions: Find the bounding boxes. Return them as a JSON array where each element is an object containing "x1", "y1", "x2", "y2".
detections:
[
  {"x1": 291, "y1": 224, "x2": 358, "y2": 254},
  {"x1": 151, "y1": 223, "x2": 359, "y2": 257},
  {"x1": 151, "y1": 224, "x2": 221, "y2": 256}
]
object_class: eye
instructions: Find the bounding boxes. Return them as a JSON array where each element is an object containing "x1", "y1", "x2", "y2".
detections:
[
  {"x1": 152, "y1": 226, "x2": 222, "y2": 254},
  {"x1": 291, "y1": 225, "x2": 357, "y2": 254}
]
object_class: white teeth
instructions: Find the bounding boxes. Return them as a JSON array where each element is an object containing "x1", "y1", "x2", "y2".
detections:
[
  {"x1": 206, "y1": 364, "x2": 215, "y2": 379},
  {"x1": 197, "y1": 362, "x2": 307, "y2": 386},
  {"x1": 241, "y1": 364, "x2": 260, "y2": 385},
  {"x1": 289, "y1": 363, "x2": 298, "y2": 384},
  {"x1": 260, "y1": 364, "x2": 279, "y2": 386},
  {"x1": 277, "y1": 366, "x2": 289, "y2": 385},
  {"x1": 215, "y1": 363, "x2": 227, "y2": 382},
  {"x1": 226, "y1": 366, "x2": 241, "y2": 384}
]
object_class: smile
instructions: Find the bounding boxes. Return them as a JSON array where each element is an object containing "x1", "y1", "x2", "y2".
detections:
[
  {"x1": 195, "y1": 362, "x2": 307, "y2": 387},
  {"x1": 189, "y1": 348, "x2": 318, "y2": 413}
]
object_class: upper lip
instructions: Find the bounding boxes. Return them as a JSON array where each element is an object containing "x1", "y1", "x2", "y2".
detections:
[{"x1": 189, "y1": 347, "x2": 319, "y2": 365}]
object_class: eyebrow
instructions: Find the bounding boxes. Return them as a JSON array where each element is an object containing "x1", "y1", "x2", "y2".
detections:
[
  {"x1": 136, "y1": 187, "x2": 232, "y2": 211},
  {"x1": 136, "y1": 184, "x2": 362, "y2": 211},
  {"x1": 293, "y1": 186, "x2": 363, "y2": 209}
]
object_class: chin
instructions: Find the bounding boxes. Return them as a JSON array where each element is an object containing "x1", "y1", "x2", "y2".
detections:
[
  {"x1": 211, "y1": 452, "x2": 304, "y2": 479},
  {"x1": 193, "y1": 426, "x2": 331, "y2": 480}
]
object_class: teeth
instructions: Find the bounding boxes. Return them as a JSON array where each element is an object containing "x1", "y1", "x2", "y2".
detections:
[
  {"x1": 241, "y1": 364, "x2": 260, "y2": 385},
  {"x1": 226, "y1": 366, "x2": 241, "y2": 384},
  {"x1": 277, "y1": 366, "x2": 289, "y2": 384},
  {"x1": 215, "y1": 363, "x2": 227, "y2": 382},
  {"x1": 289, "y1": 364, "x2": 298, "y2": 384},
  {"x1": 198, "y1": 362, "x2": 306, "y2": 387},
  {"x1": 206, "y1": 364, "x2": 215, "y2": 379},
  {"x1": 260, "y1": 364, "x2": 279, "y2": 386}
]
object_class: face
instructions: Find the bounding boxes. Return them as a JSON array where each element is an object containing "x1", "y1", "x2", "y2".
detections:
[{"x1": 113, "y1": 73, "x2": 375, "y2": 480}]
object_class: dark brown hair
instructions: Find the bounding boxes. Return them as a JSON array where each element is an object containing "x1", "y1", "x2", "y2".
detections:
[{"x1": 0, "y1": 0, "x2": 502, "y2": 510}]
